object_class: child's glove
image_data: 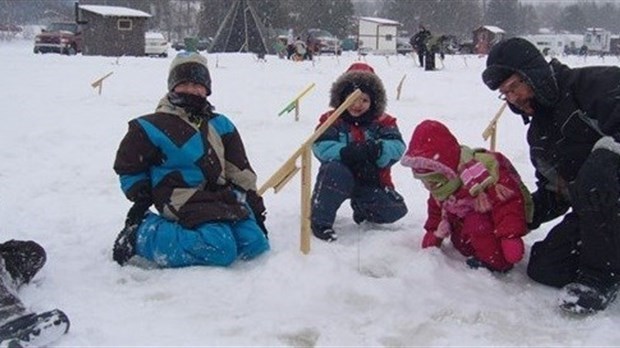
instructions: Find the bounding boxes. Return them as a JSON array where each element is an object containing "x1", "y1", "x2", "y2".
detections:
[
  {"x1": 501, "y1": 237, "x2": 524, "y2": 264},
  {"x1": 422, "y1": 231, "x2": 443, "y2": 248},
  {"x1": 460, "y1": 160, "x2": 494, "y2": 196},
  {"x1": 340, "y1": 141, "x2": 381, "y2": 165}
]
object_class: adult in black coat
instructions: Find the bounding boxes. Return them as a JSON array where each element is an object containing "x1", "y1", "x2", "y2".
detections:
[
  {"x1": 410, "y1": 25, "x2": 431, "y2": 68},
  {"x1": 482, "y1": 37, "x2": 620, "y2": 314}
]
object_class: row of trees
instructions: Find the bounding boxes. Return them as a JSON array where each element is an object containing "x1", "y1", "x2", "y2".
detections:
[
  {"x1": 379, "y1": 0, "x2": 620, "y2": 40},
  {"x1": 3, "y1": 0, "x2": 620, "y2": 44}
]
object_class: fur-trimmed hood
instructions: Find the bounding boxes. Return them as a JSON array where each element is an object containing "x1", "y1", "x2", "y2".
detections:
[{"x1": 329, "y1": 69, "x2": 386, "y2": 119}]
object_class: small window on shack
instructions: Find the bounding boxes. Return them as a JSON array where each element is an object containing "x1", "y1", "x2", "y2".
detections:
[{"x1": 117, "y1": 19, "x2": 132, "y2": 31}]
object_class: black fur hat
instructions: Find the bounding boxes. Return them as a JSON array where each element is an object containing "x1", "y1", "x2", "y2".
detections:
[
  {"x1": 168, "y1": 52, "x2": 212, "y2": 96},
  {"x1": 330, "y1": 63, "x2": 386, "y2": 118},
  {"x1": 482, "y1": 38, "x2": 559, "y2": 106}
]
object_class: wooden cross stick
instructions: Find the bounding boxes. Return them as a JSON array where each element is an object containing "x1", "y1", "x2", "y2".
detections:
[
  {"x1": 396, "y1": 74, "x2": 407, "y2": 100},
  {"x1": 91, "y1": 72, "x2": 114, "y2": 95},
  {"x1": 277, "y1": 83, "x2": 316, "y2": 121},
  {"x1": 258, "y1": 88, "x2": 362, "y2": 254},
  {"x1": 482, "y1": 102, "x2": 508, "y2": 151}
]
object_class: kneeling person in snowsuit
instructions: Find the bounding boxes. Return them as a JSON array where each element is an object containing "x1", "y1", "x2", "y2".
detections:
[
  {"x1": 0, "y1": 240, "x2": 70, "y2": 346},
  {"x1": 310, "y1": 62, "x2": 408, "y2": 242},
  {"x1": 482, "y1": 37, "x2": 620, "y2": 314},
  {"x1": 113, "y1": 52, "x2": 270, "y2": 268},
  {"x1": 401, "y1": 120, "x2": 531, "y2": 272}
]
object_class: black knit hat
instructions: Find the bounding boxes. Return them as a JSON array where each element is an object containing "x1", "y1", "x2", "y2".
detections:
[
  {"x1": 168, "y1": 52, "x2": 211, "y2": 95},
  {"x1": 482, "y1": 38, "x2": 558, "y2": 106}
]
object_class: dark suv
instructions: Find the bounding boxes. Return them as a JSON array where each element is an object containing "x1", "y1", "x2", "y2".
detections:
[{"x1": 34, "y1": 22, "x2": 82, "y2": 55}]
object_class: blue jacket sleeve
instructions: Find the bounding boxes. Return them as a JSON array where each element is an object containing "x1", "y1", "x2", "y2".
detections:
[{"x1": 373, "y1": 121, "x2": 406, "y2": 168}]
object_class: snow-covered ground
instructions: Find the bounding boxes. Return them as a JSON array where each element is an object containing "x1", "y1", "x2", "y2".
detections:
[{"x1": 1, "y1": 40, "x2": 620, "y2": 346}]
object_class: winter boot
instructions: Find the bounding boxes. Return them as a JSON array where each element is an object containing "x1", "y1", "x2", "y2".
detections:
[
  {"x1": 353, "y1": 211, "x2": 366, "y2": 225},
  {"x1": 0, "y1": 309, "x2": 69, "y2": 347},
  {"x1": 466, "y1": 257, "x2": 512, "y2": 273},
  {"x1": 311, "y1": 225, "x2": 338, "y2": 242},
  {"x1": 0, "y1": 241, "x2": 46, "y2": 286},
  {"x1": 558, "y1": 278, "x2": 620, "y2": 314},
  {"x1": 112, "y1": 224, "x2": 139, "y2": 266},
  {"x1": 351, "y1": 202, "x2": 366, "y2": 225}
]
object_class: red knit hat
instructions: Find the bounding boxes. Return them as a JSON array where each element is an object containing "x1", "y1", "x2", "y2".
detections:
[
  {"x1": 400, "y1": 120, "x2": 461, "y2": 179},
  {"x1": 346, "y1": 62, "x2": 375, "y2": 74}
]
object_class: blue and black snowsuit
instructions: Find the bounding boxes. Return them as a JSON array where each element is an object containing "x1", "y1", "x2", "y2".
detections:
[{"x1": 114, "y1": 95, "x2": 269, "y2": 268}]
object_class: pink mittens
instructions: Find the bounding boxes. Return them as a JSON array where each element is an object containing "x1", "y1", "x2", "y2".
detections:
[{"x1": 422, "y1": 231, "x2": 443, "y2": 248}]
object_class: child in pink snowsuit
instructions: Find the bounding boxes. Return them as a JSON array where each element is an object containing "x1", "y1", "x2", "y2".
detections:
[{"x1": 401, "y1": 120, "x2": 531, "y2": 272}]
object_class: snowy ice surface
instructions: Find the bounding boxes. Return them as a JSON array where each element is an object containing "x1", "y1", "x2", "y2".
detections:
[{"x1": 1, "y1": 39, "x2": 620, "y2": 346}]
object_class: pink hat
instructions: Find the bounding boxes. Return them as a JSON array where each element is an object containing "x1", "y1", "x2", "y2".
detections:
[
  {"x1": 346, "y1": 62, "x2": 375, "y2": 74},
  {"x1": 400, "y1": 120, "x2": 461, "y2": 179}
]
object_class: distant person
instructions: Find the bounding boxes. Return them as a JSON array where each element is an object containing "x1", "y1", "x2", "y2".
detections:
[
  {"x1": 401, "y1": 120, "x2": 531, "y2": 272},
  {"x1": 293, "y1": 36, "x2": 308, "y2": 61},
  {"x1": 310, "y1": 62, "x2": 408, "y2": 242},
  {"x1": 286, "y1": 28, "x2": 295, "y2": 59},
  {"x1": 113, "y1": 51, "x2": 270, "y2": 268},
  {"x1": 482, "y1": 37, "x2": 620, "y2": 314},
  {"x1": 410, "y1": 25, "x2": 431, "y2": 68},
  {"x1": 424, "y1": 34, "x2": 440, "y2": 71},
  {"x1": 0, "y1": 240, "x2": 69, "y2": 346}
]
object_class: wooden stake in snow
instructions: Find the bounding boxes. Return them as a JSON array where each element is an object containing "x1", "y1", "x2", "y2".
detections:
[
  {"x1": 277, "y1": 83, "x2": 316, "y2": 121},
  {"x1": 259, "y1": 89, "x2": 362, "y2": 254},
  {"x1": 396, "y1": 74, "x2": 407, "y2": 101},
  {"x1": 482, "y1": 102, "x2": 507, "y2": 151},
  {"x1": 91, "y1": 72, "x2": 113, "y2": 95}
]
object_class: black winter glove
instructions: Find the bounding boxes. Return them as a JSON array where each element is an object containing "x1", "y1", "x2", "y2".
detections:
[
  {"x1": 125, "y1": 183, "x2": 153, "y2": 227},
  {"x1": 125, "y1": 199, "x2": 152, "y2": 228},
  {"x1": 340, "y1": 141, "x2": 382, "y2": 166},
  {"x1": 246, "y1": 190, "x2": 269, "y2": 238},
  {"x1": 571, "y1": 148, "x2": 620, "y2": 220},
  {"x1": 528, "y1": 189, "x2": 570, "y2": 230}
]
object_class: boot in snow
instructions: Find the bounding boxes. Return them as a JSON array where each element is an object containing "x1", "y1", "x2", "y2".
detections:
[
  {"x1": 0, "y1": 309, "x2": 69, "y2": 347},
  {"x1": 559, "y1": 279, "x2": 620, "y2": 314},
  {"x1": 113, "y1": 224, "x2": 138, "y2": 266}
]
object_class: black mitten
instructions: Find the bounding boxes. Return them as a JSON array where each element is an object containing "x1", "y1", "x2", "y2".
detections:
[
  {"x1": 125, "y1": 199, "x2": 152, "y2": 228},
  {"x1": 340, "y1": 141, "x2": 381, "y2": 166},
  {"x1": 125, "y1": 183, "x2": 153, "y2": 227},
  {"x1": 572, "y1": 148, "x2": 620, "y2": 219},
  {"x1": 528, "y1": 188, "x2": 570, "y2": 230},
  {"x1": 246, "y1": 190, "x2": 269, "y2": 237}
]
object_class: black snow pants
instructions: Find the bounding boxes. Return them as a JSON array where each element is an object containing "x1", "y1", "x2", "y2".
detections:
[
  {"x1": 527, "y1": 206, "x2": 620, "y2": 288},
  {"x1": 310, "y1": 161, "x2": 407, "y2": 229}
]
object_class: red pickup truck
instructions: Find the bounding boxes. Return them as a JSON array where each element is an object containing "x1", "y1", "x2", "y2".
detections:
[{"x1": 34, "y1": 22, "x2": 82, "y2": 55}]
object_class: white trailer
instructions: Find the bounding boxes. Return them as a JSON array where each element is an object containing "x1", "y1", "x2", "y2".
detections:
[
  {"x1": 521, "y1": 34, "x2": 583, "y2": 56},
  {"x1": 583, "y1": 28, "x2": 611, "y2": 54},
  {"x1": 358, "y1": 16, "x2": 400, "y2": 55}
]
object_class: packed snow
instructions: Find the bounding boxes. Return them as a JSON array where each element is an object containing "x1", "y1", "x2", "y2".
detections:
[{"x1": 1, "y1": 39, "x2": 620, "y2": 346}]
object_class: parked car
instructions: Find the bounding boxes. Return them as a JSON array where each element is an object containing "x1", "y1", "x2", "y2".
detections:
[
  {"x1": 33, "y1": 22, "x2": 81, "y2": 55},
  {"x1": 305, "y1": 29, "x2": 341, "y2": 55},
  {"x1": 145, "y1": 32, "x2": 168, "y2": 57},
  {"x1": 396, "y1": 37, "x2": 413, "y2": 55},
  {"x1": 340, "y1": 36, "x2": 358, "y2": 51}
]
